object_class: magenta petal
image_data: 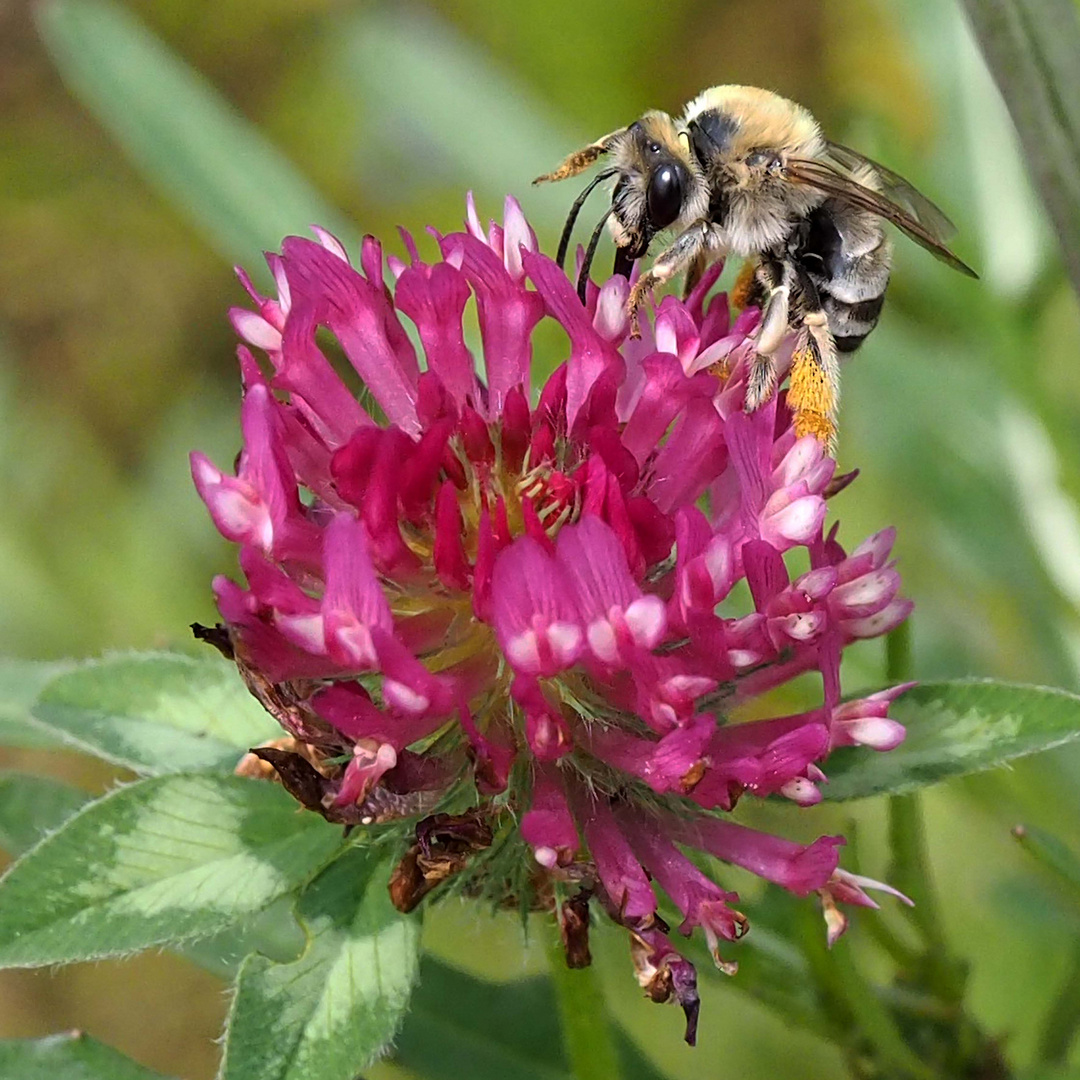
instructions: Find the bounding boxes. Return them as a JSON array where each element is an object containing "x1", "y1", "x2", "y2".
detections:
[
  {"x1": 648, "y1": 399, "x2": 729, "y2": 513},
  {"x1": 333, "y1": 741, "x2": 399, "y2": 807},
  {"x1": 523, "y1": 250, "x2": 624, "y2": 431},
  {"x1": 620, "y1": 354, "x2": 714, "y2": 465},
  {"x1": 490, "y1": 537, "x2": 583, "y2": 677},
  {"x1": 653, "y1": 297, "x2": 701, "y2": 370},
  {"x1": 842, "y1": 597, "x2": 914, "y2": 638},
  {"x1": 743, "y1": 539, "x2": 790, "y2": 610},
  {"x1": 214, "y1": 576, "x2": 334, "y2": 683},
  {"x1": 394, "y1": 261, "x2": 479, "y2": 409},
  {"x1": 850, "y1": 527, "x2": 897, "y2": 570},
  {"x1": 722, "y1": 403, "x2": 773, "y2": 515},
  {"x1": 572, "y1": 791, "x2": 657, "y2": 923},
  {"x1": 282, "y1": 237, "x2": 421, "y2": 436},
  {"x1": 313, "y1": 681, "x2": 445, "y2": 748},
  {"x1": 321, "y1": 513, "x2": 394, "y2": 668},
  {"x1": 673, "y1": 817, "x2": 843, "y2": 896},
  {"x1": 830, "y1": 568, "x2": 902, "y2": 619},
  {"x1": 555, "y1": 516, "x2": 640, "y2": 615},
  {"x1": 433, "y1": 481, "x2": 472, "y2": 590},
  {"x1": 276, "y1": 305, "x2": 373, "y2": 448},
  {"x1": 192, "y1": 384, "x2": 319, "y2": 564},
  {"x1": 586, "y1": 715, "x2": 715, "y2": 794},
  {"x1": 521, "y1": 765, "x2": 579, "y2": 867},
  {"x1": 618, "y1": 810, "x2": 744, "y2": 968},
  {"x1": 438, "y1": 231, "x2": 544, "y2": 416}
]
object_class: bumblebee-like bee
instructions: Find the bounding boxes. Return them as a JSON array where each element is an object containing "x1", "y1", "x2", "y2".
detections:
[{"x1": 535, "y1": 85, "x2": 976, "y2": 444}]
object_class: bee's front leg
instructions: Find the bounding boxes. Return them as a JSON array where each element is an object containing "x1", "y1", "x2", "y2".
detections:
[{"x1": 627, "y1": 221, "x2": 711, "y2": 338}]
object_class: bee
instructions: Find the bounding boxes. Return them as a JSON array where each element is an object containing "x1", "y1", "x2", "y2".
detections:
[{"x1": 534, "y1": 85, "x2": 976, "y2": 445}]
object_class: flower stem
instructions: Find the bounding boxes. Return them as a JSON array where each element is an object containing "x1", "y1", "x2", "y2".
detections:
[
  {"x1": 884, "y1": 625, "x2": 949, "y2": 962},
  {"x1": 800, "y1": 909, "x2": 938, "y2": 1080},
  {"x1": 1037, "y1": 935, "x2": 1080, "y2": 1065},
  {"x1": 545, "y1": 920, "x2": 622, "y2": 1080},
  {"x1": 886, "y1": 620, "x2": 913, "y2": 685}
]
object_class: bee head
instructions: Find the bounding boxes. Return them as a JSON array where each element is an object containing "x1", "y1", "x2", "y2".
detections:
[{"x1": 606, "y1": 112, "x2": 704, "y2": 260}]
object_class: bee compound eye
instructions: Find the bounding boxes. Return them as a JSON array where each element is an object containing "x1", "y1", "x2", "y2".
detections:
[
  {"x1": 746, "y1": 150, "x2": 780, "y2": 171},
  {"x1": 646, "y1": 164, "x2": 683, "y2": 229}
]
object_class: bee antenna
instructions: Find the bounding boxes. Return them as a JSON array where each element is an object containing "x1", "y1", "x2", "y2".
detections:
[
  {"x1": 577, "y1": 208, "x2": 612, "y2": 304},
  {"x1": 558, "y1": 169, "x2": 615, "y2": 270}
]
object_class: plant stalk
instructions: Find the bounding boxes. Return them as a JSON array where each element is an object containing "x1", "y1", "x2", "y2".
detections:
[{"x1": 544, "y1": 920, "x2": 622, "y2": 1080}]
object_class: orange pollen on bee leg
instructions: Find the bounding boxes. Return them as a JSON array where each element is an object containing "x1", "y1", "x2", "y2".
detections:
[
  {"x1": 788, "y1": 348, "x2": 837, "y2": 448},
  {"x1": 730, "y1": 260, "x2": 759, "y2": 310}
]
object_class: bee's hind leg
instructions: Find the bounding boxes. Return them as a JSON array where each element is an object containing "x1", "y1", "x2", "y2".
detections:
[{"x1": 788, "y1": 266, "x2": 839, "y2": 449}]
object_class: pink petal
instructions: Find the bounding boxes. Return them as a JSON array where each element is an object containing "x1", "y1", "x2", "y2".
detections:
[{"x1": 321, "y1": 513, "x2": 393, "y2": 668}]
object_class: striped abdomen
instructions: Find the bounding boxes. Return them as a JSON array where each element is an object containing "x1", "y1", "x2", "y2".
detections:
[{"x1": 797, "y1": 201, "x2": 893, "y2": 353}]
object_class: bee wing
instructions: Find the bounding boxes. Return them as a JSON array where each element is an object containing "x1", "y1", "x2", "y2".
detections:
[
  {"x1": 786, "y1": 155, "x2": 978, "y2": 278},
  {"x1": 823, "y1": 141, "x2": 959, "y2": 241}
]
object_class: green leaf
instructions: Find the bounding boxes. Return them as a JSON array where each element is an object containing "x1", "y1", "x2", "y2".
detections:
[
  {"x1": 825, "y1": 680, "x2": 1080, "y2": 800},
  {"x1": 0, "y1": 657, "x2": 74, "y2": 748},
  {"x1": 176, "y1": 898, "x2": 307, "y2": 981},
  {"x1": 30, "y1": 652, "x2": 278, "y2": 774},
  {"x1": 35, "y1": 0, "x2": 353, "y2": 272},
  {"x1": 0, "y1": 773, "x2": 342, "y2": 968},
  {"x1": 395, "y1": 958, "x2": 667, "y2": 1080},
  {"x1": 219, "y1": 849, "x2": 421, "y2": 1080},
  {"x1": 0, "y1": 772, "x2": 90, "y2": 856},
  {"x1": 959, "y1": 0, "x2": 1080, "y2": 296},
  {"x1": 0, "y1": 1031, "x2": 176, "y2": 1079}
]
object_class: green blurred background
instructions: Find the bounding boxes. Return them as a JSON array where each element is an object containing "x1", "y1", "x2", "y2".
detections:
[{"x1": 2, "y1": 0, "x2": 1080, "y2": 1076}]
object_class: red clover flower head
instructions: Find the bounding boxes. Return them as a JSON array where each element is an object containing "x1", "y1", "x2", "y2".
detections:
[{"x1": 193, "y1": 194, "x2": 913, "y2": 1044}]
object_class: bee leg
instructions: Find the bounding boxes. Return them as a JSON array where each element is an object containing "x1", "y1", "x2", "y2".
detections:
[
  {"x1": 730, "y1": 258, "x2": 762, "y2": 310},
  {"x1": 789, "y1": 267, "x2": 839, "y2": 449},
  {"x1": 627, "y1": 222, "x2": 710, "y2": 338},
  {"x1": 744, "y1": 263, "x2": 792, "y2": 413},
  {"x1": 533, "y1": 129, "x2": 624, "y2": 185},
  {"x1": 745, "y1": 352, "x2": 779, "y2": 413},
  {"x1": 681, "y1": 250, "x2": 709, "y2": 300}
]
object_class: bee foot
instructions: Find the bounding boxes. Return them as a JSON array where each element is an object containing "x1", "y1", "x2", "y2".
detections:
[{"x1": 744, "y1": 353, "x2": 777, "y2": 413}]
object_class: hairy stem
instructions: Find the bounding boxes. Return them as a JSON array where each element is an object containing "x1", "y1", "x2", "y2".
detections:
[{"x1": 544, "y1": 920, "x2": 622, "y2": 1080}]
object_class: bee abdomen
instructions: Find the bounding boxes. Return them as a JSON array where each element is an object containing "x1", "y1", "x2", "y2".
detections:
[{"x1": 823, "y1": 292, "x2": 885, "y2": 352}]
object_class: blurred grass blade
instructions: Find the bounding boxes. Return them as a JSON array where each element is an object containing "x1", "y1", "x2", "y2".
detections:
[
  {"x1": 1036, "y1": 937, "x2": 1080, "y2": 1066},
  {"x1": 826, "y1": 680, "x2": 1080, "y2": 800},
  {"x1": 36, "y1": 0, "x2": 353, "y2": 270},
  {"x1": 0, "y1": 1032, "x2": 176, "y2": 1080},
  {"x1": 1014, "y1": 823, "x2": 1080, "y2": 902},
  {"x1": 959, "y1": 0, "x2": 1080, "y2": 295},
  {"x1": 335, "y1": 5, "x2": 577, "y2": 234}
]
